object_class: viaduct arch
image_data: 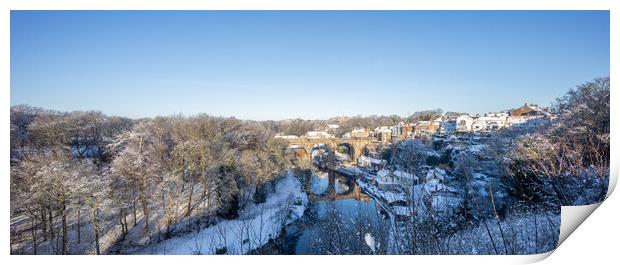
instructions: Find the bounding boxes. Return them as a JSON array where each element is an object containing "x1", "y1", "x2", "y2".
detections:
[{"x1": 285, "y1": 137, "x2": 376, "y2": 162}]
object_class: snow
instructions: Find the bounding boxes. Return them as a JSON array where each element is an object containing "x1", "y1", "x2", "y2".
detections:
[
  {"x1": 382, "y1": 190, "x2": 406, "y2": 203},
  {"x1": 133, "y1": 174, "x2": 308, "y2": 255},
  {"x1": 426, "y1": 168, "x2": 448, "y2": 181},
  {"x1": 377, "y1": 169, "x2": 390, "y2": 178},
  {"x1": 468, "y1": 144, "x2": 487, "y2": 154},
  {"x1": 364, "y1": 233, "x2": 376, "y2": 252},
  {"x1": 358, "y1": 155, "x2": 383, "y2": 165},
  {"x1": 393, "y1": 170, "x2": 417, "y2": 182},
  {"x1": 436, "y1": 212, "x2": 559, "y2": 254},
  {"x1": 392, "y1": 206, "x2": 411, "y2": 217}
]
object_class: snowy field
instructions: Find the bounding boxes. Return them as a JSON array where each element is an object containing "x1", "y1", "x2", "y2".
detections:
[{"x1": 133, "y1": 174, "x2": 308, "y2": 255}]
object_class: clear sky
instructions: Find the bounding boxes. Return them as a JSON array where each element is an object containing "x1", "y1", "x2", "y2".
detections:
[{"x1": 10, "y1": 11, "x2": 609, "y2": 120}]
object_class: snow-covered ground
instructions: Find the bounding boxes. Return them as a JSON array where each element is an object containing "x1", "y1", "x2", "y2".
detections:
[
  {"x1": 436, "y1": 211, "x2": 559, "y2": 254},
  {"x1": 133, "y1": 174, "x2": 308, "y2": 255}
]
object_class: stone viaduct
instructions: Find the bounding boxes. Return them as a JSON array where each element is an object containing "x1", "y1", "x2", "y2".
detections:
[{"x1": 284, "y1": 137, "x2": 377, "y2": 162}]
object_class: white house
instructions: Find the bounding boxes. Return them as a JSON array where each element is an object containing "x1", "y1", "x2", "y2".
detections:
[
  {"x1": 375, "y1": 169, "x2": 418, "y2": 190},
  {"x1": 456, "y1": 115, "x2": 475, "y2": 132},
  {"x1": 375, "y1": 169, "x2": 398, "y2": 189},
  {"x1": 351, "y1": 128, "x2": 370, "y2": 138},
  {"x1": 393, "y1": 170, "x2": 419, "y2": 187},
  {"x1": 471, "y1": 112, "x2": 509, "y2": 132},
  {"x1": 358, "y1": 155, "x2": 386, "y2": 172}
]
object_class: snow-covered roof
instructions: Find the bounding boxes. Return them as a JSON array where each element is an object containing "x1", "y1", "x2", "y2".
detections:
[
  {"x1": 468, "y1": 144, "x2": 486, "y2": 153},
  {"x1": 359, "y1": 155, "x2": 384, "y2": 164},
  {"x1": 426, "y1": 168, "x2": 447, "y2": 181},
  {"x1": 393, "y1": 206, "x2": 412, "y2": 217},
  {"x1": 377, "y1": 169, "x2": 390, "y2": 178},
  {"x1": 393, "y1": 170, "x2": 417, "y2": 181},
  {"x1": 382, "y1": 191, "x2": 406, "y2": 203},
  {"x1": 457, "y1": 114, "x2": 475, "y2": 120}
]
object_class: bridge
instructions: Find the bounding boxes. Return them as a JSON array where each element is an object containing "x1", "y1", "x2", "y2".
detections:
[{"x1": 283, "y1": 137, "x2": 377, "y2": 162}]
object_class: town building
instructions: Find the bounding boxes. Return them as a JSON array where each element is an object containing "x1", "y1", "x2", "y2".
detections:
[
  {"x1": 439, "y1": 117, "x2": 457, "y2": 134},
  {"x1": 358, "y1": 155, "x2": 387, "y2": 172},
  {"x1": 471, "y1": 112, "x2": 509, "y2": 132},
  {"x1": 456, "y1": 115, "x2": 475, "y2": 132},
  {"x1": 351, "y1": 128, "x2": 370, "y2": 138},
  {"x1": 510, "y1": 103, "x2": 550, "y2": 117},
  {"x1": 413, "y1": 121, "x2": 439, "y2": 137},
  {"x1": 390, "y1": 122, "x2": 414, "y2": 142},
  {"x1": 374, "y1": 169, "x2": 418, "y2": 190},
  {"x1": 375, "y1": 126, "x2": 393, "y2": 143}
]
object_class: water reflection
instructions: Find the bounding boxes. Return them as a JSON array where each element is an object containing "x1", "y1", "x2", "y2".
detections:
[
  {"x1": 291, "y1": 170, "x2": 389, "y2": 254},
  {"x1": 335, "y1": 178, "x2": 350, "y2": 194},
  {"x1": 311, "y1": 172, "x2": 329, "y2": 195}
]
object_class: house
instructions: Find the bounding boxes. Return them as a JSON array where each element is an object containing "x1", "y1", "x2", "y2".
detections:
[
  {"x1": 358, "y1": 155, "x2": 387, "y2": 172},
  {"x1": 431, "y1": 117, "x2": 443, "y2": 130},
  {"x1": 506, "y1": 103, "x2": 550, "y2": 127},
  {"x1": 506, "y1": 115, "x2": 535, "y2": 127},
  {"x1": 351, "y1": 128, "x2": 370, "y2": 138},
  {"x1": 510, "y1": 103, "x2": 550, "y2": 117},
  {"x1": 375, "y1": 169, "x2": 418, "y2": 190},
  {"x1": 375, "y1": 127, "x2": 393, "y2": 143},
  {"x1": 471, "y1": 112, "x2": 509, "y2": 132},
  {"x1": 391, "y1": 122, "x2": 413, "y2": 140},
  {"x1": 375, "y1": 169, "x2": 399, "y2": 189},
  {"x1": 439, "y1": 117, "x2": 457, "y2": 134},
  {"x1": 403, "y1": 123, "x2": 414, "y2": 139},
  {"x1": 393, "y1": 170, "x2": 419, "y2": 187},
  {"x1": 413, "y1": 121, "x2": 439, "y2": 137},
  {"x1": 422, "y1": 168, "x2": 462, "y2": 216},
  {"x1": 425, "y1": 168, "x2": 448, "y2": 183},
  {"x1": 392, "y1": 122, "x2": 405, "y2": 136},
  {"x1": 456, "y1": 115, "x2": 475, "y2": 132}
]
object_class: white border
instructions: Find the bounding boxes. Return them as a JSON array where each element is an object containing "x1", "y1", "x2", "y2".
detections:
[{"x1": 1, "y1": 1, "x2": 617, "y2": 264}]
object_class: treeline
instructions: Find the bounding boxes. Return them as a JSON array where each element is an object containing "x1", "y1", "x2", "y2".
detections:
[
  {"x1": 265, "y1": 109, "x2": 451, "y2": 137},
  {"x1": 10, "y1": 111, "x2": 294, "y2": 254}
]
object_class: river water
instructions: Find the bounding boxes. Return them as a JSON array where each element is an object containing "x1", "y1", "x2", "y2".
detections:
[{"x1": 258, "y1": 169, "x2": 391, "y2": 254}]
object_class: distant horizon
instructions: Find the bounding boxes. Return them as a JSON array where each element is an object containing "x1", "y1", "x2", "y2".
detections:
[{"x1": 11, "y1": 11, "x2": 610, "y2": 120}]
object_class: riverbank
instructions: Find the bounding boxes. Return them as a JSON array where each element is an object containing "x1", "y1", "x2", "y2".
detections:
[{"x1": 132, "y1": 174, "x2": 308, "y2": 255}]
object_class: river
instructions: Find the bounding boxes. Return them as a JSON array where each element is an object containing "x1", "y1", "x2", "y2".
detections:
[{"x1": 255, "y1": 169, "x2": 391, "y2": 254}]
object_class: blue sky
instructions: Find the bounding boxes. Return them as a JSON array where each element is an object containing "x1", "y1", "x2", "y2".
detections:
[{"x1": 11, "y1": 11, "x2": 609, "y2": 120}]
